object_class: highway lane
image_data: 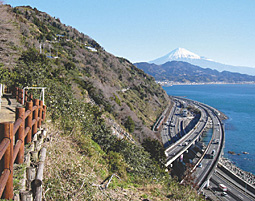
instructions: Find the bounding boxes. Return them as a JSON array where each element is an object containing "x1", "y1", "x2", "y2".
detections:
[
  {"x1": 183, "y1": 105, "x2": 217, "y2": 184},
  {"x1": 183, "y1": 97, "x2": 255, "y2": 200},
  {"x1": 164, "y1": 97, "x2": 255, "y2": 201},
  {"x1": 161, "y1": 99, "x2": 183, "y2": 147},
  {"x1": 170, "y1": 96, "x2": 226, "y2": 194},
  {"x1": 211, "y1": 168, "x2": 255, "y2": 201},
  {"x1": 209, "y1": 179, "x2": 240, "y2": 201},
  {"x1": 191, "y1": 100, "x2": 223, "y2": 187},
  {"x1": 161, "y1": 101, "x2": 176, "y2": 146},
  {"x1": 210, "y1": 172, "x2": 252, "y2": 201},
  {"x1": 165, "y1": 104, "x2": 208, "y2": 167}
]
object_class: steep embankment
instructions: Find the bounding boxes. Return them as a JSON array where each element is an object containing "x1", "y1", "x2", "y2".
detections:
[
  {"x1": 0, "y1": 4, "x2": 204, "y2": 200},
  {"x1": 0, "y1": 4, "x2": 169, "y2": 142}
]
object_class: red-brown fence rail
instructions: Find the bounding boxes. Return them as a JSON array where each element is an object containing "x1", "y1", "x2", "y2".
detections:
[
  {"x1": 0, "y1": 87, "x2": 47, "y2": 199},
  {"x1": 15, "y1": 87, "x2": 33, "y2": 105}
]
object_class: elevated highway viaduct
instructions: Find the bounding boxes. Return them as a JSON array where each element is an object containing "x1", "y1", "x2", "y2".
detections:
[
  {"x1": 164, "y1": 97, "x2": 209, "y2": 168},
  {"x1": 161, "y1": 96, "x2": 255, "y2": 200}
]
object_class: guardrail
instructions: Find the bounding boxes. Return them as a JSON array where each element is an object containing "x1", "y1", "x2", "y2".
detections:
[
  {"x1": 180, "y1": 109, "x2": 212, "y2": 185},
  {"x1": 153, "y1": 100, "x2": 173, "y2": 132},
  {"x1": 164, "y1": 100, "x2": 210, "y2": 168},
  {"x1": 198, "y1": 106, "x2": 225, "y2": 191},
  {"x1": 0, "y1": 84, "x2": 4, "y2": 111},
  {"x1": 172, "y1": 97, "x2": 222, "y2": 188},
  {"x1": 176, "y1": 97, "x2": 225, "y2": 190},
  {"x1": 217, "y1": 163, "x2": 255, "y2": 197},
  {"x1": 165, "y1": 108, "x2": 203, "y2": 157},
  {"x1": 0, "y1": 88, "x2": 47, "y2": 199}
]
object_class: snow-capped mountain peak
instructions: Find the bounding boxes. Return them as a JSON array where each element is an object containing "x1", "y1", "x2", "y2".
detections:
[
  {"x1": 149, "y1": 48, "x2": 201, "y2": 65},
  {"x1": 148, "y1": 47, "x2": 255, "y2": 75},
  {"x1": 167, "y1": 48, "x2": 201, "y2": 60}
]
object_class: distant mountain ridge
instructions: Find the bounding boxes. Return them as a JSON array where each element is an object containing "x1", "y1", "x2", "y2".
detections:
[
  {"x1": 134, "y1": 61, "x2": 255, "y2": 83},
  {"x1": 149, "y1": 48, "x2": 255, "y2": 76}
]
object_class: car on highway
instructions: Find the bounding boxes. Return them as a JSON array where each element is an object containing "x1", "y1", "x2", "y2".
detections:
[
  {"x1": 213, "y1": 139, "x2": 219, "y2": 144},
  {"x1": 221, "y1": 192, "x2": 227, "y2": 196},
  {"x1": 219, "y1": 183, "x2": 227, "y2": 192}
]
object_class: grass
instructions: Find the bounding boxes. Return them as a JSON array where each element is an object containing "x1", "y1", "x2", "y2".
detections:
[
  {"x1": 13, "y1": 163, "x2": 26, "y2": 194},
  {"x1": 41, "y1": 124, "x2": 204, "y2": 201}
]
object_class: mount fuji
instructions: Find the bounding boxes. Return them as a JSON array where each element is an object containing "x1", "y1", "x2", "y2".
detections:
[{"x1": 149, "y1": 48, "x2": 255, "y2": 76}]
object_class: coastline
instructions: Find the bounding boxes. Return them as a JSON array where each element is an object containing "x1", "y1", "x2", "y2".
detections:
[
  {"x1": 163, "y1": 84, "x2": 255, "y2": 175},
  {"x1": 157, "y1": 81, "x2": 255, "y2": 86},
  {"x1": 220, "y1": 157, "x2": 255, "y2": 186}
]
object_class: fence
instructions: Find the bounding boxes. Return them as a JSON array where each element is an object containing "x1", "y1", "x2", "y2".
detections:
[
  {"x1": 15, "y1": 87, "x2": 33, "y2": 105},
  {"x1": 0, "y1": 87, "x2": 47, "y2": 199},
  {"x1": 0, "y1": 84, "x2": 4, "y2": 110}
]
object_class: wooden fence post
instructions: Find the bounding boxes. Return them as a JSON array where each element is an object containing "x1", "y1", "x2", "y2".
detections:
[
  {"x1": 38, "y1": 100, "x2": 43, "y2": 128},
  {"x1": 3, "y1": 122, "x2": 14, "y2": 199},
  {"x1": 26, "y1": 101, "x2": 33, "y2": 144},
  {"x1": 20, "y1": 88, "x2": 23, "y2": 104},
  {"x1": 25, "y1": 91, "x2": 28, "y2": 104},
  {"x1": 15, "y1": 107, "x2": 25, "y2": 164},
  {"x1": 33, "y1": 99, "x2": 39, "y2": 135},
  {"x1": 15, "y1": 87, "x2": 18, "y2": 101},
  {"x1": 42, "y1": 105, "x2": 47, "y2": 121},
  {"x1": 18, "y1": 88, "x2": 20, "y2": 104},
  {"x1": 29, "y1": 94, "x2": 33, "y2": 102}
]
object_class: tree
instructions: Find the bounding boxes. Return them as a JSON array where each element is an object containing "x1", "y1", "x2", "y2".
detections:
[
  {"x1": 19, "y1": 48, "x2": 48, "y2": 65},
  {"x1": 108, "y1": 151, "x2": 127, "y2": 179},
  {"x1": 0, "y1": 64, "x2": 10, "y2": 84},
  {"x1": 124, "y1": 116, "x2": 135, "y2": 133},
  {"x1": 142, "y1": 138, "x2": 166, "y2": 168}
]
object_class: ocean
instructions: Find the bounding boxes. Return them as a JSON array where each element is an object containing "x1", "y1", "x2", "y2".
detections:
[{"x1": 163, "y1": 84, "x2": 255, "y2": 174}]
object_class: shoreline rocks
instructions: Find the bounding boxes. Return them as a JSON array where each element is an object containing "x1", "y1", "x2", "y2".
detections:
[
  {"x1": 228, "y1": 150, "x2": 250, "y2": 155},
  {"x1": 220, "y1": 157, "x2": 255, "y2": 186},
  {"x1": 228, "y1": 151, "x2": 236, "y2": 155}
]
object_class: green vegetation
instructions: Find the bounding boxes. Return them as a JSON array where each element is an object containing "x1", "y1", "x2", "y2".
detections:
[
  {"x1": 0, "y1": 5, "x2": 203, "y2": 200},
  {"x1": 142, "y1": 138, "x2": 166, "y2": 168},
  {"x1": 135, "y1": 61, "x2": 255, "y2": 83},
  {"x1": 124, "y1": 116, "x2": 135, "y2": 133},
  {"x1": 13, "y1": 163, "x2": 26, "y2": 195},
  {"x1": 113, "y1": 93, "x2": 121, "y2": 106},
  {"x1": 0, "y1": 64, "x2": 11, "y2": 85}
]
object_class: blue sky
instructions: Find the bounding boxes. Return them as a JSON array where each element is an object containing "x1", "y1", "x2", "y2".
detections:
[{"x1": 4, "y1": 0, "x2": 255, "y2": 67}]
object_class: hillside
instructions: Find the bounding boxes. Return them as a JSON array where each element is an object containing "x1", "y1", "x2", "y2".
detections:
[
  {"x1": 134, "y1": 61, "x2": 255, "y2": 83},
  {"x1": 0, "y1": 4, "x2": 170, "y2": 142},
  {"x1": 0, "y1": 4, "x2": 206, "y2": 200}
]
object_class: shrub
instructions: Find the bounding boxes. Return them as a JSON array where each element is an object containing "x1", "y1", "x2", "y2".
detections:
[
  {"x1": 108, "y1": 151, "x2": 127, "y2": 179},
  {"x1": 124, "y1": 116, "x2": 135, "y2": 133}
]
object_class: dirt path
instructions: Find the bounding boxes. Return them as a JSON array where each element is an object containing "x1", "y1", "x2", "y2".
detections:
[{"x1": 0, "y1": 95, "x2": 22, "y2": 123}]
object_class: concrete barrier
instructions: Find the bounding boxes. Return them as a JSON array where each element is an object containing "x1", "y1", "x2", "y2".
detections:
[{"x1": 218, "y1": 163, "x2": 255, "y2": 195}]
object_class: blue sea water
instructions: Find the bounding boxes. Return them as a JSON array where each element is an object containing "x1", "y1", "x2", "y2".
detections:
[{"x1": 163, "y1": 84, "x2": 255, "y2": 174}]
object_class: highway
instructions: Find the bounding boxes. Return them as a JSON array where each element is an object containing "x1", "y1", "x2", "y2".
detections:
[
  {"x1": 161, "y1": 96, "x2": 255, "y2": 200},
  {"x1": 192, "y1": 104, "x2": 223, "y2": 187},
  {"x1": 208, "y1": 168, "x2": 255, "y2": 201},
  {"x1": 164, "y1": 98, "x2": 209, "y2": 167}
]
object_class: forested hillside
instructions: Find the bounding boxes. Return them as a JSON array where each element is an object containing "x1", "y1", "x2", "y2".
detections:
[
  {"x1": 135, "y1": 61, "x2": 255, "y2": 83},
  {"x1": 0, "y1": 4, "x2": 202, "y2": 200},
  {"x1": 0, "y1": 4, "x2": 170, "y2": 141}
]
